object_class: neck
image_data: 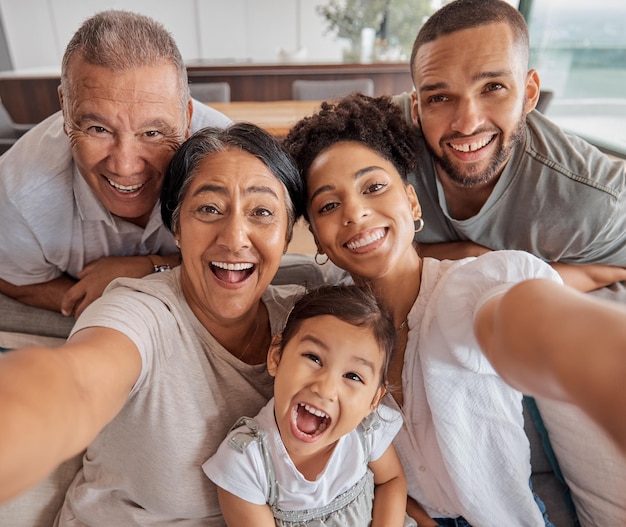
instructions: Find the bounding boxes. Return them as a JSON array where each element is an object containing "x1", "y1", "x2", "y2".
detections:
[
  {"x1": 436, "y1": 165, "x2": 499, "y2": 220},
  {"x1": 354, "y1": 252, "x2": 422, "y2": 330}
]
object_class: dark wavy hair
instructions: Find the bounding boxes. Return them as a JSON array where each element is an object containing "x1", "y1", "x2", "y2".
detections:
[
  {"x1": 278, "y1": 284, "x2": 396, "y2": 387},
  {"x1": 283, "y1": 93, "x2": 419, "y2": 221},
  {"x1": 161, "y1": 123, "x2": 304, "y2": 241}
]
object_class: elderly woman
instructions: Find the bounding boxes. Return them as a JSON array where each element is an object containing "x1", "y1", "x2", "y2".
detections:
[{"x1": 0, "y1": 123, "x2": 304, "y2": 525}]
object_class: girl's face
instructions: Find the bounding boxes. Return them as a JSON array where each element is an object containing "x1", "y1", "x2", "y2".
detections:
[
  {"x1": 307, "y1": 142, "x2": 421, "y2": 281},
  {"x1": 177, "y1": 149, "x2": 290, "y2": 326},
  {"x1": 268, "y1": 315, "x2": 385, "y2": 468}
]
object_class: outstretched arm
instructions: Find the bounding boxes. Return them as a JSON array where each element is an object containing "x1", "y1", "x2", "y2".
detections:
[
  {"x1": 216, "y1": 488, "x2": 275, "y2": 527},
  {"x1": 0, "y1": 327, "x2": 141, "y2": 502},
  {"x1": 474, "y1": 279, "x2": 626, "y2": 454},
  {"x1": 369, "y1": 444, "x2": 409, "y2": 527}
]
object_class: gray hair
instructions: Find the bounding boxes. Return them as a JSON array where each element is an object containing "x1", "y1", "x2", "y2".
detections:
[{"x1": 60, "y1": 10, "x2": 190, "y2": 113}]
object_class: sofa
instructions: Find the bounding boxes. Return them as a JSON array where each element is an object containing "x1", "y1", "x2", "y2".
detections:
[{"x1": 1, "y1": 254, "x2": 625, "y2": 526}]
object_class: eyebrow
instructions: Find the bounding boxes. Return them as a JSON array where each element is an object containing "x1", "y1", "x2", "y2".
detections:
[
  {"x1": 299, "y1": 334, "x2": 377, "y2": 376},
  {"x1": 309, "y1": 165, "x2": 384, "y2": 202},
  {"x1": 192, "y1": 183, "x2": 280, "y2": 200},
  {"x1": 77, "y1": 113, "x2": 171, "y2": 130},
  {"x1": 419, "y1": 70, "x2": 513, "y2": 93}
]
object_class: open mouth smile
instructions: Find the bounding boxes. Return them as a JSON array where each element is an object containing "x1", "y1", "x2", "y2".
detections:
[
  {"x1": 211, "y1": 261, "x2": 255, "y2": 283},
  {"x1": 105, "y1": 176, "x2": 145, "y2": 193},
  {"x1": 291, "y1": 402, "x2": 331, "y2": 442},
  {"x1": 345, "y1": 228, "x2": 386, "y2": 251},
  {"x1": 448, "y1": 134, "x2": 495, "y2": 153}
]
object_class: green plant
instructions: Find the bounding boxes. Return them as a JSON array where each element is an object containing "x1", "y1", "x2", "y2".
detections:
[{"x1": 317, "y1": 0, "x2": 434, "y2": 61}]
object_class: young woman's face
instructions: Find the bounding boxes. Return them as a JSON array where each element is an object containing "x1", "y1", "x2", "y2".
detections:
[
  {"x1": 177, "y1": 149, "x2": 290, "y2": 326},
  {"x1": 307, "y1": 141, "x2": 421, "y2": 281},
  {"x1": 268, "y1": 315, "x2": 385, "y2": 466}
]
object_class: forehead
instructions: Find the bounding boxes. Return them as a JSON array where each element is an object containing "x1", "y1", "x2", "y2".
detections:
[
  {"x1": 308, "y1": 142, "x2": 396, "y2": 186},
  {"x1": 187, "y1": 149, "x2": 286, "y2": 196},
  {"x1": 67, "y1": 59, "x2": 184, "y2": 120},
  {"x1": 413, "y1": 22, "x2": 525, "y2": 86},
  {"x1": 293, "y1": 315, "x2": 384, "y2": 369}
]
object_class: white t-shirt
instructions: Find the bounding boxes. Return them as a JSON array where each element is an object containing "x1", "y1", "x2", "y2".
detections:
[
  {"x1": 55, "y1": 269, "x2": 300, "y2": 526},
  {"x1": 390, "y1": 251, "x2": 562, "y2": 526},
  {"x1": 203, "y1": 399, "x2": 402, "y2": 510}
]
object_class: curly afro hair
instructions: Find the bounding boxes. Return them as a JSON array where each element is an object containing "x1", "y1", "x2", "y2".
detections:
[{"x1": 283, "y1": 93, "x2": 419, "y2": 220}]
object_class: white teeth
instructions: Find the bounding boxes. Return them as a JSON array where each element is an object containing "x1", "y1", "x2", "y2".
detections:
[
  {"x1": 450, "y1": 136, "x2": 493, "y2": 152},
  {"x1": 105, "y1": 177, "x2": 144, "y2": 193},
  {"x1": 346, "y1": 230, "x2": 384, "y2": 250},
  {"x1": 302, "y1": 403, "x2": 328, "y2": 419},
  {"x1": 211, "y1": 261, "x2": 254, "y2": 271}
]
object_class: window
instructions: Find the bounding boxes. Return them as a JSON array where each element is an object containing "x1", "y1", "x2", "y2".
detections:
[{"x1": 519, "y1": 0, "x2": 626, "y2": 157}]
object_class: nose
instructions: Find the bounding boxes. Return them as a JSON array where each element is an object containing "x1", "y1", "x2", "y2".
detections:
[
  {"x1": 106, "y1": 135, "x2": 145, "y2": 178},
  {"x1": 451, "y1": 97, "x2": 484, "y2": 135},
  {"x1": 311, "y1": 370, "x2": 337, "y2": 402},
  {"x1": 342, "y1": 196, "x2": 370, "y2": 226},
  {"x1": 217, "y1": 211, "x2": 251, "y2": 252}
]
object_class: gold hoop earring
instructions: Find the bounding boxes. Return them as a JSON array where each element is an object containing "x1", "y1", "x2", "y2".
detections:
[
  {"x1": 415, "y1": 217, "x2": 424, "y2": 233},
  {"x1": 314, "y1": 253, "x2": 329, "y2": 265}
]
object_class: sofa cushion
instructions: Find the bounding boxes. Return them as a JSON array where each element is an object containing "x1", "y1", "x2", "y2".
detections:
[
  {"x1": 536, "y1": 397, "x2": 626, "y2": 527},
  {"x1": 524, "y1": 397, "x2": 579, "y2": 527},
  {"x1": 0, "y1": 454, "x2": 82, "y2": 527}
]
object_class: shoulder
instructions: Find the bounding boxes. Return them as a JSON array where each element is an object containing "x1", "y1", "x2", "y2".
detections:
[
  {"x1": 263, "y1": 284, "x2": 304, "y2": 330},
  {"x1": 0, "y1": 112, "x2": 73, "y2": 196},
  {"x1": 190, "y1": 98, "x2": 233, "y2": 131},
  {"x1": 524, "y1": 111, "x2": 625, "y2": 194}
]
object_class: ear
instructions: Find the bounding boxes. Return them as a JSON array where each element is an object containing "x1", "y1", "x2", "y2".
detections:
[
  {"x1": 410, "y1": 90, "x2": 421, "y2": 129},
  {"x1": 524, "y1": 69, "x2": 541, "y2": 114},
  {"x1": 370, "y1": 384, "x2": 387, "y2": 410},
  {"x1": 57, "y1": 86, "x2": 68, "y2": 136},
  {"x1": 266, "y1": 334, "x2": 283, "y2": 377},
  {"x1": 405, "y1": 183, "x2": 422, "y2": 221},
  {"x1": 185, "y1": 98, "x2": 194, "y2": 139},
  {"x1": 307, "y1": 222, "x2": 325, "y2": 255}
]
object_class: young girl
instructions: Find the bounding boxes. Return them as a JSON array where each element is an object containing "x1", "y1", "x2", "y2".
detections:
[
  {"x1": 203, "y1": 285, "x2": 415, "y2": 527},
  {"x1": 283, "y1": 93, "x2": 626, "y2": 527}
]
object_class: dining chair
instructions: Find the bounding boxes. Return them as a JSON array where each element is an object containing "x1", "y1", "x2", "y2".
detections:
[
  {"x1": 292, "y1": 78, "x2": 374, "y2": 101},
  {"x1": 189, "y1": 81, "x2": 231, "y2": 103}
]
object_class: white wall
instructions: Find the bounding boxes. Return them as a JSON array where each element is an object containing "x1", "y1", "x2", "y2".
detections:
[{"x1": 0, "y1": 0, "x2": 346, "y2": 72}]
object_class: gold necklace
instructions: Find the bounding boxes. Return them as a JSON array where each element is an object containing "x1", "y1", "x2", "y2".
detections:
[{"x1": 397, "y1": 319, "x2": 408, "y2": 331}]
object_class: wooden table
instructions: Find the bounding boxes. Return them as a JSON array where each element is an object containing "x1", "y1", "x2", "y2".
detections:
[{"x1": 209, "y1": 100, "x2": 322, "y2": 137}]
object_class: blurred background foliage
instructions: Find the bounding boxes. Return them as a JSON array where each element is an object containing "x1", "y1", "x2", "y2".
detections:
[{"x1": 317, "y1": 0, "x2": 434, "y2": 61}]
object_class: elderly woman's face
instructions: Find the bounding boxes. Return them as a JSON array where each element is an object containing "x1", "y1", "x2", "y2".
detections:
[{"x1": 177, "y1": 149, "x2": 290, "y2": 324}]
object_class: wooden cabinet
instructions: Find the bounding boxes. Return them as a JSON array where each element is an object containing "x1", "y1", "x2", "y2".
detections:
[{"x1": 0, "y1": 61, "x2": 413, "y2": 125}]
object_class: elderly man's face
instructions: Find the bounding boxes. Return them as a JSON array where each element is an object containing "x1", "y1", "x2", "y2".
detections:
[{"x1": 61, "y1": 57, "x2": 191, "y2": 228}]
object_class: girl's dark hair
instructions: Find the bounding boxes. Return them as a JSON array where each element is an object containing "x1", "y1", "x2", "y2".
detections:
[
  {"x1": 283, "y1": 93, "x2": 419, "y2": 221},
  {"x1": 161, "y1": 123, "x2": 304, "y2": 239},
  {"x1": 279, "y1": 285, "x2": 396, "y2": 387}
]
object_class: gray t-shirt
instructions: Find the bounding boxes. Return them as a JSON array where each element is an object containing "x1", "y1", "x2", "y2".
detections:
[
  {"x1": 0, "y1": 99, "x2": 231, "y2": 286},
  {"x1": 55, "y1": 268, "x2": 301, "y2": 526}
]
